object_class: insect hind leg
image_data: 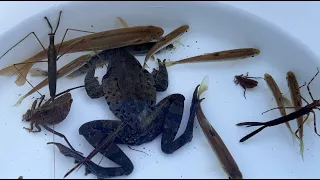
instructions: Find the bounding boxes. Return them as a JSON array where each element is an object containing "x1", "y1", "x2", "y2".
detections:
[
  {"x1": 307, "y1": 67, "x2": 320, "y2": 101},
  {"x1": 0, "y1": 32, "x2": 46, "y2": 60},
  {"x1": 261, "y1": 106, "x2": 296, "y2": 115},
  {"x1": 13, "y1": 64, "x2": 42, "y2": 97},
  {"x1": 241, "y1": 85, "x2": 247, "y2": 99},
  {"x1": 42, "y1": 125, "x2": 81, "y2": 154},
  {"x1": 57, "y1": 28, "x2": 96, "y2": 55},
  {"x1": 311, "y1": 110, "x2": 320, "y2": 136},
  {"x1": 23, "y1": 122, "x2": 35, "y2": 132},
  {"x1": 295, "y1": 113, "x2": 310, "y2": 138}
]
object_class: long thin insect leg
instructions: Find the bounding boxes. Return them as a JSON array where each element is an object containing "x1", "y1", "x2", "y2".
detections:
[
  {"x1": 311, "y1": 110, "x2": 320, "y2": 136},
  {"x1": 55, "y1": 85, "x2": 85, "y2": 98},
  {"x1": 23, "y1": 122, "x2": 34, "y2": 132},
  {"x1": 56, "y1": 38, "x2": 103, "y2": 67},
  {"x1": 299, "y1": 94, "x2": 309, "y2": 105},
  {"x1": 13, "y1": 64, "x2": 42, "y2": 97},
  {"x1": 307, "y1": 67, "x2": 319, "y2": 101},
  {"x1": 127, "y1": 146, "x2": 150, "y2": 156},
  {"x1": 0, "y1": 32, "x2": 47, "y2": 60},
  {"x1": 54, "y1": 11, "x2": 62, "y2": 34},
  {"x1": 32, "y1": 124, "x2": 41, "y2": 132},
  {"x1": 241, "y1": 85, "x2": 247, "y2": 99},
  {"x1": 30, "y1": 99, "x2": 37, "y2": 111},
  {"x1": 261, "y1": 107, "x2": 296, "y2": 115},
  {"x1": 57, "y1": 28, "x2": 96, "y2": 55},
  {"x1": 42, "y1": 125, "x2": 81, "y2": 153},
  {"x1": 56, "y1": 37, "x2": 99, "y2": 61},
  {"x1": 246, "y1": 76, "x2": 264, "y2": 79},
  {"x1": 98, "y1": 155, "x2": 104, "y2": 166},
  {"x1": 11, "y1": 60, "x2": 48, "y2": 84},
  {"x1": 13, "y1": 60, "x2": 48, "y2": 67},
  {"x1": 244, "y1": 72, "x2": 263, "y2": 79},
  {"x1": 299, "y1": 82, "x2": 306, "y2": 89},
  {"x1": 37, "y1": 95, "x2": 46, "y2": 108},
  {"x1": 295, "y1": 113, "x2": 309, "y2": 138}
]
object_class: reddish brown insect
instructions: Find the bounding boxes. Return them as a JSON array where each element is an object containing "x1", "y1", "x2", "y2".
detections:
[
  {"x1": 234, "y1": 72, "x2": 262, "y2": 99},
  {"x1": 22, "y1": 88, "x2": 82, "y2": 152}
]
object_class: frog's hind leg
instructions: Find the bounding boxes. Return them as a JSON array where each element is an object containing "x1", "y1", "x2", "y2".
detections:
[
  {"x1": 84, "y1": 65, "x2": 105, "y2": 99},
  {"x1": 48, "y1": 142, "x2": 131, "y2": 179},
  {"x1": 78, "y1": 120, "x2": 134, "y2": 178},
  {"x1": 152, "y1": 59, "x2": 168, "y2": 92},
  {"x1": 157, "y1": 92, "x2": 199, "y2": 154},
  {"x1": 85, "y1": 142, "x2": 133, "y2": 178}
]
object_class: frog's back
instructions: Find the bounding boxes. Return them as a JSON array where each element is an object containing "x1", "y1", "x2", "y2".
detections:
[{"x1": 102, "y1": 49, "x2": 156, "y2": 122}]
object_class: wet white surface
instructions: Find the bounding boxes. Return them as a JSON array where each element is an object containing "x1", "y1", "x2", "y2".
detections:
[{"x1": 0, "y1": 2, "x2": 319, "y2": 179}]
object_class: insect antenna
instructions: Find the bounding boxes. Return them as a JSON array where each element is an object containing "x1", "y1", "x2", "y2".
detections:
[
  {"x1": 44, "y1": 16, "x2": 53, "y2": 34},
  {"x1": 54, "y1": 11, "x2": 62, "y2": 35}
]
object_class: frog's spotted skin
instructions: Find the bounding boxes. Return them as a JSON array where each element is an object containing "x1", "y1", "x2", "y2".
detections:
[{"x1": 56, "y1": 48, "x2": 200, "y2": 178}]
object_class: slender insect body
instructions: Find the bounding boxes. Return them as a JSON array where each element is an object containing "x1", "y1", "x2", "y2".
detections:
[
  {"x1": 237, "y1": 68, "x2": 320, "y2": 142},
  {"x1": 265, "y1": 104, "x2": 315, "y2": 127},
  {"x1": 43, "y1": 11, "x2": 62, "y2": 102},
  {"x1": 2, "y1": 10, "x2": 103, "y2": 104},
  {"x1": 47, "y1": 35, "x2": 58, "y2": 100}
]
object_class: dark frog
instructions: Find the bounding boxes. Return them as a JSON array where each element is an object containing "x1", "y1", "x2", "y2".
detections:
[{"x1": 55, "y1": 48, "x2": 200, "y2": 178}]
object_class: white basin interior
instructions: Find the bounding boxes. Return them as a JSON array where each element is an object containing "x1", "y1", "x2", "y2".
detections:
[{"x1": 0, "y1": 1, "x2": 319, "y2": 179}]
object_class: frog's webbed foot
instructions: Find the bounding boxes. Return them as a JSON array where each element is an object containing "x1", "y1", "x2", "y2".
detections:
[
  {"x1": 76, "y1": 120, "x2": 134, "y2": 178},
  {"x1": 152, "y1": 59, "x2": 168, "y2": 92},
  {"x1": 84, "y1": 65, "x2": 105, "y2": 99},
  {"x1": 156, "y1": 91, "x2": 199, "y2": 154}
]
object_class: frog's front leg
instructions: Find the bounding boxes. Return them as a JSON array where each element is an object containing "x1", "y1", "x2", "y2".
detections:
[
  {"x1": 152, "y1": 59, "x2": 168, "y2": 92},
  {"x1": 84, "y1": 65, "x2": 105, "y2": 99}
]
